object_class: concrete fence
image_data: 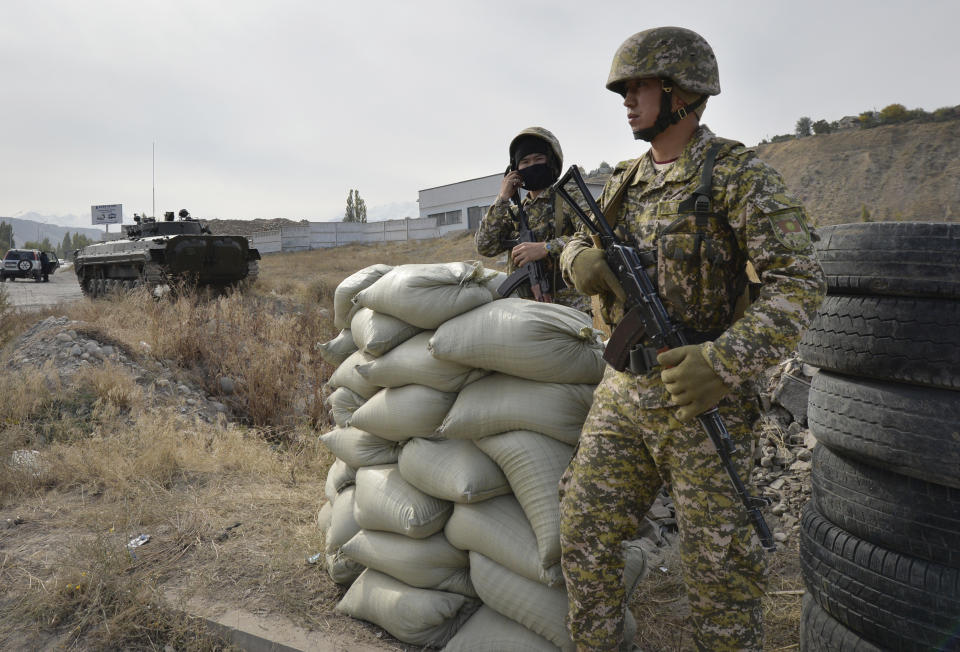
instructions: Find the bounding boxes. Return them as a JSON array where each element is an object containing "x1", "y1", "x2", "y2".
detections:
[{"x1": 250, "y1": 216, "x2": 465, "y2": 254}]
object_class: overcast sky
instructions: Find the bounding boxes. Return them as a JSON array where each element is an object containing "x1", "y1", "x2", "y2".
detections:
[{"x1": 1, "y1": 0, "x2": 957, "y2": 226}]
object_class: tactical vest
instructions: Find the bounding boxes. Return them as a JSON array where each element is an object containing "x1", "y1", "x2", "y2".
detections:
[{"x1": 603, "y1": 142, "x2": 754, "y2": 334}]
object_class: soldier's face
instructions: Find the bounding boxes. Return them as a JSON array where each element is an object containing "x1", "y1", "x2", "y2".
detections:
[
  {"x1": 623, "y1": 78, "x2": 662, "y2": 131},
  {"x1": 517, "y1": 153, "x2": 548, "y2": 170}
]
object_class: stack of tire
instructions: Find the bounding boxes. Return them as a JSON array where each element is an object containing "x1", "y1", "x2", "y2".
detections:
[{"x1": 796, "y1": 222, "x2": 960, "y2": 651}]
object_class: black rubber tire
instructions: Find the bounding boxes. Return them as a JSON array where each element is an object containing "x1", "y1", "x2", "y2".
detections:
[
  {"x1": 800, "y1": 505, "x2": 960, "y2": 651},
  {"x1": 812, "y1": 444, "x2": 960, "y2": 568},
  {"x1": 815, "y1": 222, "x2": 960, "y2": 300},
  {"x1": 799, "y1": 294, "x2": 960, "y2": 390},
  {"x1": 808, "y1": 370, "x2": 960, "y2": 489},
  {"x1": 800, "y1": 592, "x2": 884, "y2": 652}
]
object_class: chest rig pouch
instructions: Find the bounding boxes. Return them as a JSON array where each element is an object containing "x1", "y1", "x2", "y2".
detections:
[{"x1": 653, "y1": 143, "x2": 748, "y2": 334}]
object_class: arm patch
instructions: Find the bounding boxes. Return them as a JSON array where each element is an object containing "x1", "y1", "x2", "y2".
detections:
[{"x1": 767, "y1": 208, "x2": 812, "y2": 251}]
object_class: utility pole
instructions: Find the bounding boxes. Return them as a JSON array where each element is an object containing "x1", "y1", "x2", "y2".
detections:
[{"x1": 152, "y1": 142, "x2": 156, "y2": 219}]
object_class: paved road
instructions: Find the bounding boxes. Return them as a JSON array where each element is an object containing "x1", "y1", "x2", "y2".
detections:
[{"x1": 2, "y1": 264, "x2": 84, "y2": 310}]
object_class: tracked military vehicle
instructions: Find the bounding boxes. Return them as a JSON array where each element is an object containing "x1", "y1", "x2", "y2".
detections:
[{"x1": 74, "y1": 209, "x2": 261, "y2": 297}]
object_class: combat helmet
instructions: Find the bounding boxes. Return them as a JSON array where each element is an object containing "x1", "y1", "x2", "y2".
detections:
[
  {"x1": 508, "y1": 127, "x2": 563, "y2": 177},
  {"x1": 607, "y1": 27, "x2": 720, "y2": 141}
]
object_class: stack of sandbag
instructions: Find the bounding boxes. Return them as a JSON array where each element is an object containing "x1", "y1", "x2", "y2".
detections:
[{"x1": 316, "y1": 261, "x2": 647, "y2": 651}]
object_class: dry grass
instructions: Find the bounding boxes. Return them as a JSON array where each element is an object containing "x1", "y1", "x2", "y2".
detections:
[
  {"x1": 0, "y1": 232, "x2": 802, "y2": 650},
  {"x1": 629, "y1": 542, "x2": 803, "y2": 651}
]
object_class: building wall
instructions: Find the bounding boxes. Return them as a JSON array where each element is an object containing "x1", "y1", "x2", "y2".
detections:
[{"x1": 250, "y1": 173, "x2": 603, "y2": 254}]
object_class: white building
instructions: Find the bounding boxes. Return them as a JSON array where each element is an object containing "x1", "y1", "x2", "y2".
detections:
[{"x1": 417, "y1": 173, "x2": 605, "y2": 233}]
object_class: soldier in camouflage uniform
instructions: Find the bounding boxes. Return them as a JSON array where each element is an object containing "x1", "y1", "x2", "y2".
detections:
[
  {"x1": 475, "y1": 127, "x2": 589, "y2": 311},
  {"x1": 557, "y1": 27, "x2": 825, "y2": 651}
]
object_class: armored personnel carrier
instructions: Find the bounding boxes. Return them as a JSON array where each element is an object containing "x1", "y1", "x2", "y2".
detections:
[{"x1": 74, "y1": 209, "x2": 261, "y2": 297}]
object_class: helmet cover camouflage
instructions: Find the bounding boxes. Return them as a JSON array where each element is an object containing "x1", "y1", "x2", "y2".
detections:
[
  {"x1": 607, "y1": 27, "x2": 720, "y2": 97},
  {"x1": 508, "y1": 127, "x2": 564, "y2": 171}
]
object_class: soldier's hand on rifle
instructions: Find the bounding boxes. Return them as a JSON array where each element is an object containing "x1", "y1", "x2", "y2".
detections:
[
  {"x1": 499, "y1": 171, "x2": 524, "y2": 201},
  {"x1": 658, "y1": 345, "x2": 731, "y2": 422},
  {"x1": 512, "y1": 242, "x2": 548, "y2": 267},
  {"x1": 569, "y1": 248, "x2": 626, "y2": 300}
]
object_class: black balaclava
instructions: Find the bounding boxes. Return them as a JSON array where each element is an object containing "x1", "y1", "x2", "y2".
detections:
[{"x1": 512, "y1": 136, "x2": 559, "y2": 191}]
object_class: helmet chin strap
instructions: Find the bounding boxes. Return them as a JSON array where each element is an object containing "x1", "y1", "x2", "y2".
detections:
[{"x1": 633, "y1": 80, "x2": 706, "y2": 142}]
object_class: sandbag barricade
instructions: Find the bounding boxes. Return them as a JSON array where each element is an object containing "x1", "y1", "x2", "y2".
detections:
[{"x1": 316, "y1": 262, "x2": 651, "y2": 650}]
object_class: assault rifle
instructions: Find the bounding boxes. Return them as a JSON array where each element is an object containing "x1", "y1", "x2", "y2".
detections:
[
  {"x1": 496, "y1": 188, "x2": 554, "y2": 303},
  {"x1": 554, "y1": 165, "x2": 776, "y2": 552}
]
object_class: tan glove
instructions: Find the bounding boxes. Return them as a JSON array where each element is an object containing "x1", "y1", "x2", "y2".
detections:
[
  {"x1": 569, "y1": 248, "x2": 626, "y2": 300},
  {"x1": 658, "y1": 344, "x2": 731, "y2": 422}
]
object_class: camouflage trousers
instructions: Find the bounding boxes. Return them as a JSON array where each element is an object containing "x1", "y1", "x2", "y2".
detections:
[{"x1": 559, "y1": 368, "x2": 766, "y2": 652}]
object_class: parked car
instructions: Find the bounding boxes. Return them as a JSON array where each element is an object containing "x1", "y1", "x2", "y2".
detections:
[{"x1": 0, "y1": 248, "x2": 59, "y2": 282}]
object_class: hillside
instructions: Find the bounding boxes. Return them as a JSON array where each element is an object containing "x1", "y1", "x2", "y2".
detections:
[{"x1": 755, "y1": 118, "x2": 960, "y2": 225}]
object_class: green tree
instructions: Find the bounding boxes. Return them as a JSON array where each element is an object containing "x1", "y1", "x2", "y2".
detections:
[
  {"x1": 812, "y1": 119, "x2": 833, "y2": 135},
  {"x1": 60, "y1": 232, "x2": 72, "y2": 258},
  {"x1": 858, "y1": 111, "x2": 878, "y2": 128},
  {"x1": 878, "y1": 103, "x2": 909, "y2": 123},
  {"x1": 795, "y1": 116, "x2": 812, "y2": 137},
  {"x1": 0, "y1": 221, "x2": 14, "y2": 251},
  {"x1": 343, "y1": 189, "x2": 367, "y2": 223},
  {"x1": 71, "y1": 233, "x2": 96, "y2": 251},
  {"x1": 933, "y1": 106, "x2": 959, "y2": 121},
  {"x1": 587, "y1": 161, "x2": 613, "y2": 177},
  {"x1": 860, "y1": 204, "x2": 872, "y2": 223}
]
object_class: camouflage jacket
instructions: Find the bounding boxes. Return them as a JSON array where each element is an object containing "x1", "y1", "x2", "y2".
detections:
[
  {"x1": 560, "y1": 125, "x2": 825, "y2": 403},
  {"x1": 476, "y1": 186, "x2": 587, "y2": 310}
]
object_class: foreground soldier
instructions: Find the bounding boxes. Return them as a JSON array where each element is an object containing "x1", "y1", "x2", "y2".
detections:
[
  {"x1": 558, "y1": 27, "x2": 825, "y2": 651},
  {"x1": 476, "y1": 127, "x2": 587, "y2": 311}
]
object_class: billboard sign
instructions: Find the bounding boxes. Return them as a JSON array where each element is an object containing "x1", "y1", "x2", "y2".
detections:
[{"x1": 91, "y1": 204, "x2": 123, "y2": 225}]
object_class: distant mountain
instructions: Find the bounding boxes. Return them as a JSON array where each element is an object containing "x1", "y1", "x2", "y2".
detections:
[{"x1": 0, "y1": 215, "x2": 107, "y2": 249}]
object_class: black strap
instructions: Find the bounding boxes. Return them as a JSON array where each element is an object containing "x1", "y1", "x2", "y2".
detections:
[
  {"x1": 676, "y1": 142, "x2": 721, "y2": 224},
  {"x1": 661, "y1": 141, "x2": 751, "y2": 322}
]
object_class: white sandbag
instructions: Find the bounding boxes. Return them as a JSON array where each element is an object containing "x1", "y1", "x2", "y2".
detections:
[
  {"x1": 317, "y1": 500, "x2": 332, "y2": 532},
  {"x1": 316, "y1": 329, "x2": 358, "y2": 366},
  {"x1": 353, "y1": 261, "x2": 499, "y2": 329},
  {"x1": 349, "y1": 307, "x2": 422, "y2": 357},
  {"x1": 469, "y1": 553, "x2": 641, "y2": 652},
  {"x1": 325, "y1": 386, "x2": 367, "y2": 428},
  {"x1": 398, "y1": 439, "x2": 511, "y2": 504},
  {"x1": 356, "y1": 331, "x2": 489, "y2": 393},
  {"x1": 324, "y1": 486, "x2": 364, "y2": 585},
  {"x1": 443, "y1": 605, "x2": 559, "y2": 652},
  {"x1": 428, "y1": 298, "x2": 605, "y2": 384},
  {"x1": 342, "y1": 530, "x2": 475, "y2": 597},
  {"x1": 319, "y1": 427, "x2": 400, "y2": 469},
  {"x1": 354, "y1": 465, "x2": 453, "y2": 539},
  {"x1": 336, "y1": 569, "x2": 479, "y2": 648},
  {"x1": 334, "y1": 264, "x2": 393, "y2": 330},
  {"x1": 444, "y1": 495, "x2": 562, "y2": 587},
  {"x1": 326, "y1": 551, "x2": 363, "y2": 585},
  {"x1": 348, "y1": 385, "x2": 457, "y2": 442},
  {"x1": 437, "y1": 374, "x2": 594, "y2": 445},
  {"x1": 326, "y1": 350, "x2": 380, "y2": 399},
  {"x1": 326, "y1": 486, "x2": 361, "y2": 554},
  {"x1": 324, "y1": 458, "x2": 356, "y2": 501},
  {"x1": 475, "y1": 431, "x2": 573, "y2": 571},
  {"x1": 469, "y1": 551, "x2": 574, "y2": 651}
]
